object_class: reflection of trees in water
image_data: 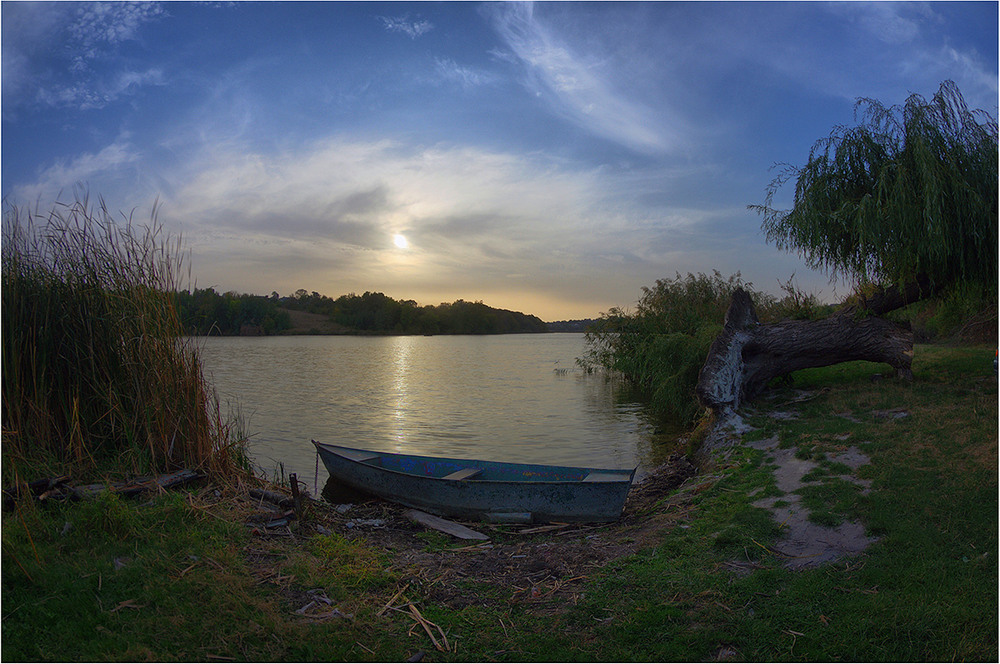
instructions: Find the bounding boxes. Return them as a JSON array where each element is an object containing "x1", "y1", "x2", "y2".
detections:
[{"x1": 574, "y1": 369, "x2": 688, "y2": 472}]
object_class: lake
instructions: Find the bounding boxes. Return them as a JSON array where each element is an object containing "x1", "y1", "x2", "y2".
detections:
[{"x1": 197, "y1": 333, "x2": 682, "y2": 494}]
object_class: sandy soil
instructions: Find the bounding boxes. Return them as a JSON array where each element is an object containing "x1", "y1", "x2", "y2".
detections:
[{"x1": 745, "y1": 434, "x2": 877, "y2": 569}]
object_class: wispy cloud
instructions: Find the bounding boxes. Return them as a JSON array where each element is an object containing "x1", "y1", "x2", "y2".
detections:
[
  {"x1": 377, "y1": 14, "x2": 433, "y2": 39},
  {"x1": 485, "y1": 2, "x2": 680, "y2": 154},
  {"x1": 67, "y1": 2, "x2": 167, "y2": 73},
  {"x1": 898, "y1": 45, "x2": 999, "y2": 111},
  {"x1": 1, "y1": 1, "x2": 166, "y2": 113},
  {"x1": 8, "y1": 137, "x2": 141, "y2": 205},
  {"x1": 434, "y1": 58, "x2": 497, "y2": 89},
  {"x1": 827, "y1": 1, "x2": 935, "y2": 45},
  {"x1": 707, "y1": 3, "x2": 997, "y2": 112},
  {"x1": 33, "y1": 67, "x2": 167, "y2": 111}
]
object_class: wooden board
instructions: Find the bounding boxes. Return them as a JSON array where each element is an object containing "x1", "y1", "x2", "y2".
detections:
[
  {"x1": 442, "y1": 468, "x2": 482, "y2": 481},
  {"x1": 404, "y1": 509, "x2": 489, "y2": 540}
]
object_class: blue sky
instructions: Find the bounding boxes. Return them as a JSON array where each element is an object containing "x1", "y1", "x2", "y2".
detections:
[{"x1": 3, "y1": 1, "x2": 997, "y2": 320}]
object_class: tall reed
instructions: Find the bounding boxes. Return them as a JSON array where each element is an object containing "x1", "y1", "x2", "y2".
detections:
[{"x1": 2, "y1": 195, "x2": 250, "y2": 485}]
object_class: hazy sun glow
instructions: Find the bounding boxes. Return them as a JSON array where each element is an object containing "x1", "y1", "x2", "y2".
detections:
[{"x1": 393, "y1": 234, "x2": 409, "y2": 249}]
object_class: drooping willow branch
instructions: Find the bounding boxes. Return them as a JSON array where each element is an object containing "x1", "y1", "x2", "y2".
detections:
[{"x1": 750, "y1": 80, "x2": 997, "y2": 299}]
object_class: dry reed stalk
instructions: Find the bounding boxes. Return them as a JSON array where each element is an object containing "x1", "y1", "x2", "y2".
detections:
[{"x1": 2, "y1": 194, "x2": 251, "y2": 485}]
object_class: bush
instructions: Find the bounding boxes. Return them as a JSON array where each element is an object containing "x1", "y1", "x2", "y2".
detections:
[
  {"x1": 583, "y1": 271, "x2": 839, "y2": 426},
  {"x1": 1, "y1": 196, "x2": 251, "y2": 485},
  {"x1": 582, "y1": 272, "x2": 777, "y2": 426},
  {"x1": 883, "y1": 281, "x2": 997, "y2": 344},
  {"x1": 768, "y1": 275, "x2": 833, "y2": 321}
]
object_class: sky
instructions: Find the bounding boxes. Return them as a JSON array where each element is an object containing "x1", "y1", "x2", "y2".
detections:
[{"x1": 2, "y1": 1, "x2": 997, "y2": 321}]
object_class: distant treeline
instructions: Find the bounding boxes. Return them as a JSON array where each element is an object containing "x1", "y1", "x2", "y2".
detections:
[
  {"x1": 546, "y1": 319, "x2": 597, "y2": 333},
  {"x1": 173, "y1": 289, "x2": 292, "y2": 336},
  {"x1": 284, "y1": 289, "x2": 548, "y2": 335},
  {"x1": 174, "y1": 288, "x2": 549, "y2": 336}
]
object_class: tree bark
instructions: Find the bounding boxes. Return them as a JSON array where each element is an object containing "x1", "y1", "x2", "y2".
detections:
[
  {"x1": 840, "y1": 273, "x2": 932, "y2": 318},
  {"x1": 696, "y1": 288, "x2": 914, "y2": 416}
]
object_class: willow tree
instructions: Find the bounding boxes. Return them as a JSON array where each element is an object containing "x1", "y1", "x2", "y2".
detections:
[
  {"x1": 755, "y1": 79, "x2": 997, "y2": 305},
  {"x1": 697, "y1": 81, "x2": 998, "y2": 420}
]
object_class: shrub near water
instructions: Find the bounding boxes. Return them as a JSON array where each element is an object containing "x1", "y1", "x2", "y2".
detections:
[
  {"x1": 583, "y1": 271, "x2": 790, "y2": 426},
  {"x1": 1, "y1": 197, "x2": 249, "y2": 484}
]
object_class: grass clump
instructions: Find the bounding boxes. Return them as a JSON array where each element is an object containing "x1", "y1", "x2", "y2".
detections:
[
  {"x1": 2, "y1": 195, "x2": 250, "y2": 484},
  {"x1": 1, "y1": 491, "x2": 397, "y2": 662},
  {"x1": 302, "y1": 532, "x2": 395, "y2": 595}
]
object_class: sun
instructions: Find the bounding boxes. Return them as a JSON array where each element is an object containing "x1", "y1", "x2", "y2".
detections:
[{"x1": 393, "y1": 234, "x2": 409, "y2": 249}]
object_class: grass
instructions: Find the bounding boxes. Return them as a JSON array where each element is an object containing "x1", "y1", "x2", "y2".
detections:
[
  {"x1": 2, "y1": 196, "x2": 251, "y2": 485},
  {"x1": 3, "y1": 345, "x2": 996, "y2": 661},
  {"x1": 2, "y1": 492, "x2": 402, "y2": 661}
]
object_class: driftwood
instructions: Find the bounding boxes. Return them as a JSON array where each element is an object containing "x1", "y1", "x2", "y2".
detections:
[
  {"x1": 249, "y1": 488, "x2": 295, "y2": 509},
  {"x1": 72, "y1": 469, "x2": 202, "y2": 499},
  {"x1": 289, "y1": 473, "x2": 304, "y2": 520},
  {"x1": 696, "y1": 288, "x2": 914, "y2": 418},
  {"x1": 4, "y1": 469, "x2": 202, "y2": 509},
  {"x1": 404, "y1": 509, "x2": 490, "y2": 540},
  {"x1": 2, "y1": 475, "x2": 72, "y2": 509}
]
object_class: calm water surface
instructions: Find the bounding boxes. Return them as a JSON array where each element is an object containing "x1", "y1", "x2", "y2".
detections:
[{"x1": 197, "y1": 334, "x2": 678, "y2": 493}]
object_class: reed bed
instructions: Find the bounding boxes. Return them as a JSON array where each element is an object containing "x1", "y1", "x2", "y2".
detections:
[{"x1": 2, "y1": 195, "x2": 250, "y2": 486}]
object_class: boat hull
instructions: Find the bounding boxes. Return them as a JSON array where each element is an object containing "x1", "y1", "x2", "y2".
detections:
[{"x1": 313, "y1": 441, "x2": 635, "y2": 523}]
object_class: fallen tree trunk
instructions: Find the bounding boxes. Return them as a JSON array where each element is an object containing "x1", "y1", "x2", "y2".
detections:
[{"x1": 696, "y1": 288, "x2": 914, "y2": 417}]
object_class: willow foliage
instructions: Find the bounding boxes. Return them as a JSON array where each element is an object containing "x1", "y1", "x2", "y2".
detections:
[{"x1": 752, "y1": 80, "x2": 998, "y2": 297}]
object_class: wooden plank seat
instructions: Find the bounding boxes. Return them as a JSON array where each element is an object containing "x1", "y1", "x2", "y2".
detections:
[
  {"x1": 443, "y1": 468, "x2": 483, "y2": 481},
  {"x1": 583, "y1": 471, "x2": 634, "y2": 483},
  {"x1": 339, "y1": 449, "x2": 381, "y2": 463}
]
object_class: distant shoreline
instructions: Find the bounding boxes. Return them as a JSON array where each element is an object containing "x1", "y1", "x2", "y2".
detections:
[{"x1": 194, "y1": 308, "x2": 596, "y2": 337}]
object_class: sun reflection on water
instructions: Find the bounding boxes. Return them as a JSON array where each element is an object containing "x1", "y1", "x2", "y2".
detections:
[{"x1": 389, "y1": 335, "x2": 413, "y2": 451}]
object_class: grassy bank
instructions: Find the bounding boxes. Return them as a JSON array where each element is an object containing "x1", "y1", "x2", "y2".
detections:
[{"x1": 3, "y1": 344, "x2": 995, "y2": 661}]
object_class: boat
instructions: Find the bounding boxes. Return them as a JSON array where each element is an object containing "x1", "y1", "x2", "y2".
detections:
[{"x1": 312, "y1": 440, "x2": 636, "y2": 523}]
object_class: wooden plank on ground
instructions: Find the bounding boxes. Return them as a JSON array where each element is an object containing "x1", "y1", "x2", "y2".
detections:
[{"x1": 404, "y1": 509, "x2": 489, "y2": 541}]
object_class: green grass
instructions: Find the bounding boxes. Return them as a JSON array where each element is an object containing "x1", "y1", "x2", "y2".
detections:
[
  {"x1": 3, "y1": 344, "x2": 996, "y2": 661},
  {"x1": 1, "y1": 492, "x2": 408, "y2": 662}
]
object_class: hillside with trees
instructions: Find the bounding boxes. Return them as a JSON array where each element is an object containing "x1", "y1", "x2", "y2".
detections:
[
  {"x1": 174, "y1": 288, "x2": 548, "y2": 336},
  {"x1": 281, "y1": 290, "x2": 548, "y2": 335},
  {"x1": 173, "y1": 289, "x2": 292, "y2": 336}
]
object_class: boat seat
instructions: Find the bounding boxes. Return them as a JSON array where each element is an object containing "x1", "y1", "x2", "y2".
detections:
[
  {"x1": 442, "y1": 468, "x2": 482, "y2": 481},
  {"x1": 338, "y1": 449, "x2": 381, "y2": 463},
  {"x1": 583, "y1": 472, "x2": 632, "y2": 482}
]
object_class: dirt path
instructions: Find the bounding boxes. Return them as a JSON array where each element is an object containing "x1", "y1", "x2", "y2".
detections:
[
  {"x1": 692, "y1": 388, "x2": 884, "y2": 570},
  {"x1": 745, "y1": 433, "x2": 877, "y2": 569}
]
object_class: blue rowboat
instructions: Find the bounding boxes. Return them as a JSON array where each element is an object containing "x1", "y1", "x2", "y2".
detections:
[{"x1": 312, "y1": 440, "x2": 636, "y2": 523}]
